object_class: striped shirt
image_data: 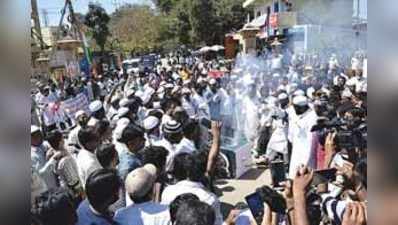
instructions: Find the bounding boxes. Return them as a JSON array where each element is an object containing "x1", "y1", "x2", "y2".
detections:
[{"x1": 321, "y1": 194, "x2": 347, "y2": 225}]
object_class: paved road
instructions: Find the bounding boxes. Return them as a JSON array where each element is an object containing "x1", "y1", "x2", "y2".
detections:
[{"x1": 214, "y1": 166, "x2": 272, "y2": 218}]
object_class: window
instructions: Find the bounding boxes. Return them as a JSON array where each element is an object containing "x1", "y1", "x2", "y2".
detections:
[{"x1": 274, "y1": 1, "x2": 279, "y2": 13}]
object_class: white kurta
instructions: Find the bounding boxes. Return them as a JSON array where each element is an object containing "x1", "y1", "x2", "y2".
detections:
[
  {"x1": 288, "y1": 109, "x2": 318, "y2": 178},
  {"x1": 242, "y1": 96, "x2": 259, "y2": 143},
  {"x1": 267, "y1": 107, "x2": 288, "y2": 155}
]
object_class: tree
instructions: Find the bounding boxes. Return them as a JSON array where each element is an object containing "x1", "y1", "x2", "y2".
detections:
[
  {"x1": 109, "y1": 4, "x2": 163, "y2": 55},
  {"x1": 173, "y1": 0, "x2": 192, "y2": 45},
  {"x1": 214, "y1": 0, "x2": 247, "y2": 43},
  {"x1": 84, "y1": 3, "x2": 110, "y2": 55},
  {"x1": 189, "y1": 0, "x2": 219, "y2": 45},
  {"x1": 162, "y1": 0, "x2": 247, "y2": 47},
  {"x1": 151, "y1": 0, "x2": 180, "y2": 14}
]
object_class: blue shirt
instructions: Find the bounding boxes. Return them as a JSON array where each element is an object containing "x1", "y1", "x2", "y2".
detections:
[
  {"x1": 205, "y1": 89, "x2": 222, "y2": 121},
  {"x1": 117, "y1": 150, "x2": 142, "y2": 181},
  {"x1": 77, "y1": 200, "x2": 116, "y2": 225}
]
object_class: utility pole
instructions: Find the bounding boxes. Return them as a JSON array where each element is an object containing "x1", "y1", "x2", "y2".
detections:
[
  {"x1": 31, "y1": 0, "x2": 44, "y2": 49},
  {"x1": 42, "y1": 9, "x2": 49, "y2": 27},
  {"x1": 49, "y1": 0, "x2": 91, "y2": 65},
  {"x1": 67, "y1": 0, "x2": 92, "y2": 65}
]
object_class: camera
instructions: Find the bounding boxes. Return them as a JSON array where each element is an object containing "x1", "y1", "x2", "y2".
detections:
[
  {"x1": 246, "y1": 185, "x2": 287, "y2": 214},
  {"x1": 311, "y1": 117, "x2": 367, "y2": 150},
  {"x1": 245, "y1": 185, "x2": 286, "y2": 224},
  {"x1": 245, "y1": 185, "x2": 323, "y2": 225}
]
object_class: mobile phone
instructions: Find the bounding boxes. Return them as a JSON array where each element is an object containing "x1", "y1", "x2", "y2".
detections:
[
  {"x1": 245, "y1": 192, "x2": 264, "y2": 225},
  {"x1": 201, "y1": 118, "x2": 212, "y2": 129},
  {"x1": 270, "y1": 161, "x2": 286, "y2": 187},
  {"x1": 311, "y1": 168, "x2": 337, "y2": 186}
]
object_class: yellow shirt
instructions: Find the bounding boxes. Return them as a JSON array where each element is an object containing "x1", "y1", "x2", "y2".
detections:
[{"x1": 180, "y1": 70, "x2": 190, "y2": 80}]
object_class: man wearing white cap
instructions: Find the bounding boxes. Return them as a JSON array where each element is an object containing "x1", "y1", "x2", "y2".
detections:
[
  {"x1": 87, "y1": 100, "x2": 106, "y2": 127},
  {"x1": 143, "y1": 116, "x2": 161, "y2": 146},
  {"x1": 263, "y1": 93, "x2": 290, "y2": 164},
  {"x1": 114, "y1": 164, "x2": 170, "y2": 225},
  {"x1": 35, "y1": 85, "x2": 58, "y2": 110},
  {"x1": 67, "y1": 110, "x2": 88, "y2": 153},
  {"x1": 288, "y1": 95, "x2": 318, "y2": 178},
  {"x1": 153, "y1": 120, "x2": 184, "y2": 172}
]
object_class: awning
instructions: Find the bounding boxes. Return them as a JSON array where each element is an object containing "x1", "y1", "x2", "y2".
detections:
[
  {"x1": 257, "y1": 31, "x2": 268, "y2": 39},
  {"x1": 249, "y1": 14, "x2": 267, "y2": 27},
  {"x1": 242, "y1": 0, "x2": 257, "y2": 8},
  {"x1": 243, "y1": 0, "x2": 257, "y2": 8}
]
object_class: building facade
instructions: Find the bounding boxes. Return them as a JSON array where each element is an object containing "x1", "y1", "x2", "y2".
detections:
[
  {"x1": 241, "y1": 0, "x2": 367, "y2": 52},
  {"x1": 41, "y1": 26, "x2": 59, "y2": 48}
]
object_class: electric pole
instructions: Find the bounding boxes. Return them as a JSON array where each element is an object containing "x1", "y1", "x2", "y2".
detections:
[
  {"x1": 42, "y1": 9, "x2": 49, "y2": 27},
  {"x1": 31, "y1": 0, "x2": 44, "y2": 49}
]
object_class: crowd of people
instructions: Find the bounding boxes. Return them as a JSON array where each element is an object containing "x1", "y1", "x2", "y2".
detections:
[{"x1": 31, "y1": 44, "x2": 367, "y2": 225}]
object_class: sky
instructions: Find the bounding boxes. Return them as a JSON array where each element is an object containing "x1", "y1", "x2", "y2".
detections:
[{"x1": 37, "y1": 0, "x2": 154, "y2": 27}]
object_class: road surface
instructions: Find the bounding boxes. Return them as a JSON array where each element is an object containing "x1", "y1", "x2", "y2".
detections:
[{"x1": 215, "y1": 166, "x2": 272, "y2": 218}]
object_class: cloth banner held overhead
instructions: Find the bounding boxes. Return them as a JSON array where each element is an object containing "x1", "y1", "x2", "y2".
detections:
[{"x1": 61, "y1": 93, "x2": 90, "y2": 119}]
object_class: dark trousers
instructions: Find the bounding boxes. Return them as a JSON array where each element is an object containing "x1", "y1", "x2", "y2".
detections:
[{"x1": 257, "y1": 126, "x2": 272, "y2": 156}]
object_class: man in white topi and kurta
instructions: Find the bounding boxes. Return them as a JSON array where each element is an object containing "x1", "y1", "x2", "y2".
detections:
[{"x1": 288, "y1": 95, "x2": 318, "y2": 178}]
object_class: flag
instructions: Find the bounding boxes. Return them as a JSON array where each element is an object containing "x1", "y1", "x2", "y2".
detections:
[{"x1": 82, "y1": 33, "x2": 92, "y2": 65}]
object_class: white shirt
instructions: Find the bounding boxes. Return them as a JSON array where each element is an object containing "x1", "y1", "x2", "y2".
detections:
[
  {"x1": 106, "y1": 106, "x2": 118, "y2": 121},
  {"x1": 288, "y1": 109, "x2": 318, "y2": 178},
  {"x1": 35, "y1": 92, "x2": 57, "y2": 108},
  {"x1": 161, "y1": 180, "x2": 223, "y2": 225},
  {"x1": 267, "y1": 107, "x2": 289, "y2": 155},
  {"x1": 181, "y1": 98, "x2": 197, "y2": 118},
  {"x1": 67, "y1": 125, "x2": 81, "y2": 147},
  {"x1": 153, "y1": 139, "x2": 177, "y2": 172},
  {"x1": 76, "y1": 149, "x2": 102, "y2": 188},
  {"x1": 192, "y1": 92, "x2": 210, "y2": 119},
  {"x1": 242, "y1": 96, "x2": 260, "y2": 142},
  {"x1": 114, "y1": 202, "x2": 170, "y2": 225},
  {"x1": 271, "y1": 54, "x2": 283, "y2": 70},
  {"x1": 175, "y1": 138, "x2": 197, "y2": 155},
  {"x1": 145, "y1": 133, "x2": 162, "y2": 147}
]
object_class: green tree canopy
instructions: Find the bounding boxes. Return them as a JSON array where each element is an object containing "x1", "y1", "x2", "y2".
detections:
[
  {"x1": 84, "y1": 3, "x2": 110, "y2": 53},
  {"x1": 109, "y1": 4, "x2": 163, "y2": 55},
  {"x1": 112, "y1": 0, "x2": 248, "y2": 54}
]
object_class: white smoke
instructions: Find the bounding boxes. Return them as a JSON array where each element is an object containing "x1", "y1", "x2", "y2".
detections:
[{"x1": 287, "y1": 0, "x2": 367, "y2": 66}]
